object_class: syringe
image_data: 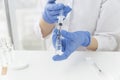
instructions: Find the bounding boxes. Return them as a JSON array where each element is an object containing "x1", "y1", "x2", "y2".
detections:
[
  {"x1": 55, "y1": 10, "x2": 65, "y2": 55},
  {"x1": 86, "y1": 57, "x2": 102, "y2": 73}
]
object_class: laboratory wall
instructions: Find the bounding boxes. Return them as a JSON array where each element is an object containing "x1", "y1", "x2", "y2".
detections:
[
  {"x1": 0, "y1": 0, "x2": 10, "y2": 39},
  {"x1": 14, "y1": 0, "x2": 46, "y2": 50},
  {"x1": 8, "y1": 0, "x2": 46, "y2": 50}
]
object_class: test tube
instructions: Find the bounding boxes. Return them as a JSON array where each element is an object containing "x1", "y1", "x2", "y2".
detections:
[
  {"x1": 0, "y1": 36, "x2": 13, "y2": 76},
  {"x1": 1, "y1": 67, "x2": 8, "y2": 76},
  {"x1": 0, "y1": 50, "x2": 8, "y2": 76}
]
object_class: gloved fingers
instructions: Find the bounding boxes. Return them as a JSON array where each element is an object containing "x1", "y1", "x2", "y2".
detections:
[
  {"x1": 63, "y1": 6, "x2": 72, "y2": 17},
  {"x1": 53, "y1": 28, "x2": 58, "y2": 34},
  {"x1": 48, "y1": 10, "x2": 60, "y2": 16},
  {"x1": 52, "y1": 54, "x2": 68, "y2": 61},
  {"x1": 61, "y1": 30, "x2": 74, "y2": 40},
  {"x1": 47, "y1": 4, "x2": 71, "y2": 17},
  {"x1": 47, "y1": 0, "x2": 56, "y2": 3},
  {"x1": 43, "y1": 11, "x2": 53, "y2": 24},
  {"x1": 52, "y1": 49, "x2": 73, "y2": 61},
  {"x1": 46, "y1": 11, "x2": 58, "y2": 23},
  {"x1": 61, "y1": 39, "x2": 66, "y2": 52},
  {"x1": 49, "y1": 15, "x2": 58, "y2": 21},
  {"x1": 52, "y1": 28, "x2": 58, "y2": 48},
  {"x1": 47, "y1": 3, "x2": 64, "y2": 11}
]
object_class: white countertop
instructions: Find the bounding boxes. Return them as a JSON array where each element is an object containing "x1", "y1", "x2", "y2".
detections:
[{"x1": 2, "y1": 51, "x2": 120, "y2": 80}]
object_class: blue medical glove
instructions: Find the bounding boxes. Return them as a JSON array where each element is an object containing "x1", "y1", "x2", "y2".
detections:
[
  {"x1": 52, "y1": 29, "x2": 91, "y2": 61},
  {"x1": 43, "y1": 0, "x2": 72, "y2": 24}
]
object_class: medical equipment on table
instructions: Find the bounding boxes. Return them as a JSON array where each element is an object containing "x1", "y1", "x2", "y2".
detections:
[
  {"x1": 86, "y1": 57, "x2": 102, "y2": 73},
  {"x1": 55, "y1": 10, "x2": 65, "y2": 55},
  {"x1": 0, "y1": 36, "x2": 13, "y2": 76}
]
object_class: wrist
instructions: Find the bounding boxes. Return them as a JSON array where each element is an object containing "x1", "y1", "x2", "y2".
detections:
[
  {"x1": 87, "y1": 37, "x2": 98, "y2": 51},
  {"x1": 81, "y1": 31, "x2": 91, "y2": 47},
  {"x1": 40, "y1": 18, "x2": 55, "y2": 38}
]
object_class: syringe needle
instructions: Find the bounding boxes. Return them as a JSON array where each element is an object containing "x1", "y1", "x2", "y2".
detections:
[
  {"x1": 93, "y1": 62, "x2": 102, "y2": 72},
  {"x1": 86, "y1": 57, "x2": 102, "y2": 73}
]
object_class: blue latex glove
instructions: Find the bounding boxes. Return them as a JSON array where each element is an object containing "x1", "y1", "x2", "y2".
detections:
[
  {"x1": 52, "y1": 29, "x2": 91, "y2": 61},
  {"x1": 43, "y1": 0, "x2": 72, "y2": 24}
]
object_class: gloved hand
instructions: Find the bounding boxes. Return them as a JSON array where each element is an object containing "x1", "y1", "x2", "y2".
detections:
[
  {"x1": 43, "y1": 0, "x2": 72, "y2": 24},
  {"x1": 52, "y1": 29, "x2": 91, "y2": 61}
]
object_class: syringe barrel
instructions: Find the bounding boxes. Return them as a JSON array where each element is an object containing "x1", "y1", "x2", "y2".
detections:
[
  {"x1": 58, "y1": 10, "x2": 65, "y2": 25},
  {"x1": 56, "y1": 30, "x2": 62, "y2": 50}
]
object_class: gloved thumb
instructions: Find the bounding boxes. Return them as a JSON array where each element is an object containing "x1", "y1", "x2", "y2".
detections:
[
  {"x1": 63, "y1": 6, "x2": 72, "y2": 17},
  {"x1": 52, "y1": 28, "x2": 58, "y2": 48},
  {"x1": 61, "y1": 30, "x2": 74, "y2": 40},
  {"x1": 48, "y1": 0, "x2": 56, "y2": 3}
]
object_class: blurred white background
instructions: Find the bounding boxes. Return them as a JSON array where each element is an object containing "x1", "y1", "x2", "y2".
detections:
[
  {"x1": 0, "y1": 0, "x2": 46, "y2": 50},
  {"x1": 0, "y1": 0, "x2": 10, "y2": 39}
]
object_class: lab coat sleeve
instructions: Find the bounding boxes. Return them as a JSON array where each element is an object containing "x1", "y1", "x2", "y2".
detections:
[
  {"x1": 93, "y1": 0, "x2": 120, "y2": 51},
  {"x1": 94, "y1": 34, "x2": 117, "y2": 51},
  {"x1": 33, "y1": 0, "x2": 48, "y2": 39},
  {"x1": 34, "y1": 18, "x2": 43, "y2": 39}
]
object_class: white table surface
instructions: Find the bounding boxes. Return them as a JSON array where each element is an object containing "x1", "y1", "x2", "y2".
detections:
[{"x1": 1, "y1": 51, "x2": 120, "y2": 80}]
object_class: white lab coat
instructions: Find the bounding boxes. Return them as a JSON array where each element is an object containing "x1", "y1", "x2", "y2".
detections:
[{"x1": 34, "y1": 0, "x2": 120, "y2": 51}]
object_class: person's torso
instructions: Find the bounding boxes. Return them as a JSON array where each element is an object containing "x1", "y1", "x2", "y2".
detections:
[
  {"x1": 63, "y1": 0, "x2": 102, "y2": 51},
  {"x1": 63, "y1": 0, "x2": 102, "y2": 35}
]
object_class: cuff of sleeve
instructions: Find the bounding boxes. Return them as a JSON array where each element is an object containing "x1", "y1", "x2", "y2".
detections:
[
  {"x1": 33, "y1": 19, "x2": 44, "y2": 40},
  {"x1": 33, "y1": 18, "x2": 51, "y2": 40},
  {"x1": 94, "y1": 35, "x2": 117, "y2": 51}
]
